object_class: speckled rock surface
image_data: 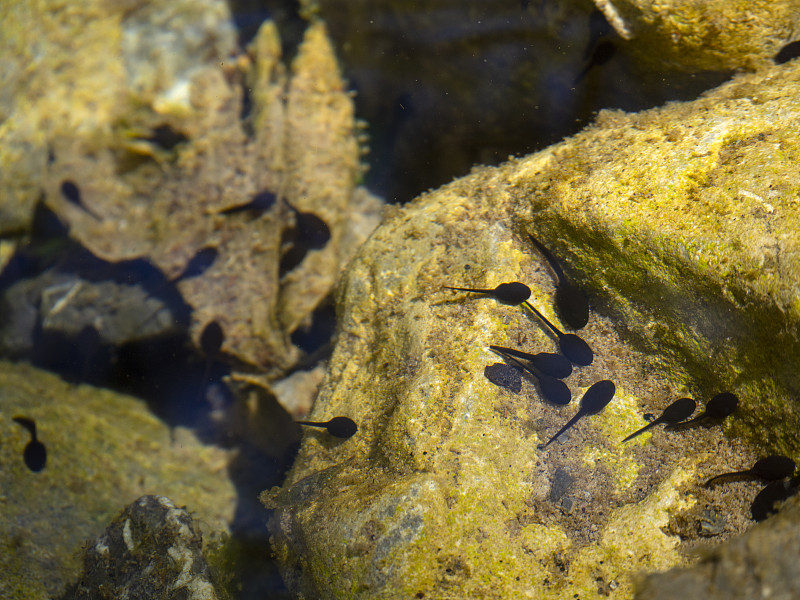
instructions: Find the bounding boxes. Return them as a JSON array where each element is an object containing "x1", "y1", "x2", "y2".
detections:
[
  {"x1": 265, "y1": 60, "x2": 800, "y2": 599},
  {"x1": 0, "y1": 362, "x2": 235, "y2": 600},
  {"x1": 593, "y1": 0, "x2": 800, "y2": 70},
  {"x1": 59, "y1": 495, "x2": 225, "y2": 600},
  {"x1": 634, "y1": 495, "x2": 800, "y2": 600}
]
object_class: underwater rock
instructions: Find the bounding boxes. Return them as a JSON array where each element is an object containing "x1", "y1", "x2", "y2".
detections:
[
  {"x1": 0, "y1": 361, "x2": 235, "y2": 599},
  {"x1": 266, "y1": 61, "x2": 800, "y2": 598},
  {"x1": 0, "y1": 0, "x2": 379, "y2": 378},
  {"x1": 59, "y1": 495, "x2": 224, "y2": 600},
  {"x1": 634, "y1": 496, "x2": 800, "y2": 599},
  {"x1": 593, "y1": 0, "x2": 800, "y2": 71}
]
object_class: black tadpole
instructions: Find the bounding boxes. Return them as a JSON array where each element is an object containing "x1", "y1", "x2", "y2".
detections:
[
  {"x1": 491, "y1": 348, "x2": 571, "y2": 406},
  {"x1": 284, "y1": 198, "x2": 331, "y2": 250},
  {"x1": 60, "y1": 179, "x2": 102, "y2": 220},
  {"x1": 297, "y1": 416, "x2": 358, "y2": 439},
  {"x1": 444, "y1": 281, "x2": 531, "y2": 305},
  {"x1": 488, "y1": 345, "x2": 572, "y2": 379},
  {"x1": 574, "y1": 39, "x2": 616, "y2": 84},
  {"x1": 176, "y1": 246, "x2": 219, "y2": 281},
  {"x1": 750, "y1": 477, "x2": 800, "y2": 522},
  {"x1": 705, "y1": 455, "x2": 796, "y2": 488},
  {"x1": 774, "y1": 40, "x2": 800, "y2": 65},
  {"x1": 538, "y1": 380, "x2": 615, "y2": 449},
  {"x1": 528, "y1": 235, "x2": 589, "y2": 329},
  {"x1": 220, "y1": 190, "x2": 277, "y2": 216},
  {"x1": 12, "y1": 416, "x2": 47, "y2": 472},
  {"x1": 621, "y1": 397, "x2": 696, "y2": 443},
  {"x1": 671, "y1": 392, "x2": 738, "y2": 428},
  {"x1": 522, "y1": 301, "x2": 593, "y2": 366}
]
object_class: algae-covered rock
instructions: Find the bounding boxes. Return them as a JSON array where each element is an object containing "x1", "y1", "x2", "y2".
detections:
[
  {"x1": 0, "y1": 0, "x2": 378, "y2": 376},
  {"x1": 594, "y1": 0, "x2": 800, "y2": 71},
  {"x1": 0, "y1": 362, "x2": 235, "y2": 600},
  {"x1": 59, "y1": 495, "x2": 225, "y2": 600},
  {"x1": 634, "y1": 495, "x2": 800, "y2": 600},
  {"x1": 266, "y1": 60, "x2": 800, "y2": 599}
]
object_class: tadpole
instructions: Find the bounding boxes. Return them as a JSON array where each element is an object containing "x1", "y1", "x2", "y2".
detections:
[
  {"x1": 621, "y1": 397, "x2": 696, "y2": 443},
  {"x1": 488, "y1": 345, "x2": 572, "y2": 379},
  {"x1": 705, "y1": 455, "x2": 796, "y2": 487},
  {"x1": 670, "y1": 392, "x2": 738, "y2": 428},
  {"x1": 522, "y1": 301, "x2": 593, "y2": 366},
  {"x1": 528, "y1": 234, "x2": 589, "y2": 329},
  {"x1": 538, "y1": 380, "x2": 615, "y2": 449},
  {"x1": 297, "y1": 416, "x2": 358, "y2": 439},
  {"x1": 12, "y1": 416, "x2": 47, "y2": 472},
  {"x1": 750, "y1": 477, "x2": 799, "y2": 522},
  {"x1": 444, "y1": 282, "x2": 531, "y2": 305},
  {"x1": 491, "y1": 347, "x2": 571, "y2": 406}
]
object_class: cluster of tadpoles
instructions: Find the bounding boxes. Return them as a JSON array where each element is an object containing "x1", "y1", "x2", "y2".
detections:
[{"x1": 447, "y1": 233, "x2": 797, "y2": 522}]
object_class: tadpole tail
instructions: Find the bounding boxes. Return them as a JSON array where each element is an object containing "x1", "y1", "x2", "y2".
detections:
[
  {"x1": 444, "y1": 286, "x2": 489, "y2": 293},
  {"x1": 490, "y1": 347, "x2": 542, "y2": 380},
  {"x1": 540, "y1": 411, "x2": 583, "y2": 449},
  {"x1": 703, "y1": 470, "x2": 750, "y2": 487},
  {"x1": 523, "y1": 301, "x2": 560, "y2": 338},
  {"x1": 12, "y1": 416, "x2": 37, "y2": 439},
  {"x1": 296, "y1": 421, "x2": 327, "y2": 428},
  {"x1": 621, "y1": 420, "x2": 658, "y2": 443},
  {"x1": 528, "y1": 234, "x2": 567, "y2": 285}
]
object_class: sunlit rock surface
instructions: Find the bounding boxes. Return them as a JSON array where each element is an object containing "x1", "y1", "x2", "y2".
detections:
[
  {"x1": 265, "y1": 61, "x2": 800, "y2": 599},
  {"x1": 593, "y1": 0, "x2": 800, "y2": 70},
  {"x1": 0, "y1": 362, "x2": 235, "y2": 600}
]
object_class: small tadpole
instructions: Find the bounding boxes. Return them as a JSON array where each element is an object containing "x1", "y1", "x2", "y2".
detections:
[
  {"x1": 750, "y1": 477, "x2": 799, "y2": 522},
  {"x1": 59, "y1": 179, "x2": 102, "y2": 220},
  {"x1": 574, "y1": 39, "x2": 616, "y2": 84},
  {"x1": 175, "y1": 246, "x2": 219, "y2": 282},
  {"x1": 705, "y1": 455, "x2": 796, "y2": 488},
  {"x1": 133, "y1": 124, "x2": 189, "y2": 150},
  {"x1": 522, "y1": 301, "x2": 593, "y2": 365},
  {"x1": 528, "y1": 234, "x2": 589, "y2": 329},
  {"x1": 774, "y1": 40, "x2": 800, "y2": 65},
  {"x1": 491, "y1": 347, "x2": 571, "y2": 406},
  {"x1": 296, "y1": 416, "x2": 358, "y2": 439},
  {"x1": 484, "y1": 362, "x2": 522, "y2": 394},
  {"x1": 219, "y1": 190, "x2": 277, "y2": 216},
  {"x1": 488, "y1": 345, "x2": 572, "y2": 379},
  {"x1": 200, "y1": 320, "x2": 225, "y2": 358},
  {"x1": 538, "y1": 379, "x2": 615, "y2": 449},
  {"x1": 444, "y1": 281, "x2": 531, "y2": 305},
  {"x1": 670, "y1": 392, "x2": 738, "y2": 428},
  {"x1": 621, "y1": 397, "x2": 696, "y2": 443},
  {"x1": 12, "y1": 416, "x2": 47, "y2": 472},
  {"x1": 284, "y1": 198, "x2": 331, "y2": 250}
]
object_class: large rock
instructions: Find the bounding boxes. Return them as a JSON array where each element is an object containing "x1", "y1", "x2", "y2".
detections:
[
  {"x1": 265, "y1": 60, "x2": 800, "y2": 599},
  {"x1": 0, "y1": 362, "x2": 235, "y2": 599}
]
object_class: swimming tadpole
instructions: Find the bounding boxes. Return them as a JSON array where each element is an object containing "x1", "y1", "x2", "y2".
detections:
[
  {"x1": 296, "y1": 416, "x2": 358, "y2": 439},
  {"x1": 444, "y1": 281, "x2": 531, "y2": 305},
  {"x1": 522, "y1": 301, "x2": 593, "y2": 366},
  {"x1": 12, "y1": 416, "x2": 47, "y2": 472},
  {"x1": 490, "y1": 347, "x2": 571, "y2": 406},
  {"x1": 488, "y1": 345, "x2": 572, "y2": 379},
  {"x1": 528, "y1": 234, "x2": 589, "y2": 329},
  {"x1": 705, "y1": 455, "x2": 796, "y2": 488},
  {"x1": 621, "y1": 397, "x2": 696, "y2": 443},
  {"x1": 538, "y1": 380, "x2": 615, "y2": 449},
  {"x1": 669, "y1": 392, "x2": 738, "y2": 429}
]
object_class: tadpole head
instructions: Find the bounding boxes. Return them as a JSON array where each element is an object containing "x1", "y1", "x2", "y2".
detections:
[
  {"x1": 327, "y1": 416, "x2": 358, "y2": 439},
  {"x1": 581, "y1": 380, "x2": 615, "y2": 415},
  {"x1": 555, "y1": 284, "x2": 589, "y2": 330},
  {"x1": 560, "y1": 334, "x2": 593, "y2": 366},
  {"x1": 705, "y1": 392, "x2": 738, "y2": 419},
  {"x1": 494, "y1": 282, "x2": 531, "y2": 304},
  {"x1": 538, "y1": 375, "x2": 572, "y2": 406},
  {"x1": 660, "y1": 397, "x2": 696, "y2": 423},
  {"x1": 753, "y1": 455, "x2": 796, "y2": 480}
]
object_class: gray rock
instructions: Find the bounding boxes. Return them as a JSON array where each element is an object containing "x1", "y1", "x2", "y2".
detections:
[{"x1": 59, "y1": 495, "x2": 225, "y2": 600}]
